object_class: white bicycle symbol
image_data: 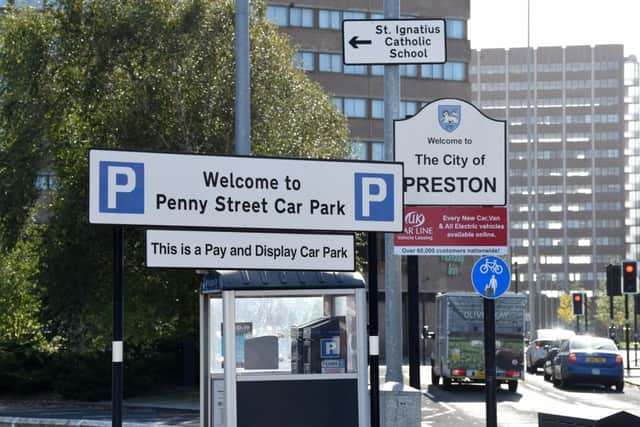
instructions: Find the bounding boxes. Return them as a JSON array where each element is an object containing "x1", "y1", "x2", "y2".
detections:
[{"x1": 479, "y1": 258, "x2": 503, "y2": 275}]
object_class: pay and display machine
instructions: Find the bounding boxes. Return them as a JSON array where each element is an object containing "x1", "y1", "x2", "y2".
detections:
[{"x1": 200, "y1": 270, "x2": 369, "y2": 427}]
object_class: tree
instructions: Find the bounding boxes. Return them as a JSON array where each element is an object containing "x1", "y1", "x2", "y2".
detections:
[{"x1": 0, "y1": 0, "x2": 350, "y2": 351}]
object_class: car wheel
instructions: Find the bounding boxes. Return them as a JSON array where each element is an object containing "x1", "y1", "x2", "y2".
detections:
[
  {"x1": 543, "y1": 372, "x2": 551, "y2": 382},
  {"x1": 508, "y1": 381, "x2": 518, "y2": 393},
  {"x1": 443, "y1": 377, "x2": 452, "y2": 388},
  {"x1": 615, "y1": 381, "x2": 624, "y2": 392}
]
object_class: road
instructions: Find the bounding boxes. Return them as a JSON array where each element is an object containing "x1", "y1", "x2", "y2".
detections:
[{"x1": 420, "y1": 368, "x2": 640, "y2": 426}]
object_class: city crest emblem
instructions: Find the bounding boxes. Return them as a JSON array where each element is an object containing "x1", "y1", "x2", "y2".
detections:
[{"x1": 438, "y1": 105, "x2": 461, "y2": 133}]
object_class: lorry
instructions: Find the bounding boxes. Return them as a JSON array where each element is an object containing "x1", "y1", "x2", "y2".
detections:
[{"x1": 428, "y1": 292, "x2": 527, "y2": 393}]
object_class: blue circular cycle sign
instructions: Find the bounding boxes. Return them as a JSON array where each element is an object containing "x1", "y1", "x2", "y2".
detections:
[{"x1": 471, "y1": 256, "x2": 511, "y2": 299}]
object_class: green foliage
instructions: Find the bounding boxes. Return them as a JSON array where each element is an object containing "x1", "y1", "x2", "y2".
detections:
[
  {"x1": 0, "y1": 220, "x2": 46, "y2": 347},
  {"x1": 0, "y1": 0, "x2": 350, "y2": 356}
]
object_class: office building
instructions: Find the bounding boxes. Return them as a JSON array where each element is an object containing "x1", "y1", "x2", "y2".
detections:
[{"x1": 471, "y1": 45, "x2": 639, "y2": 330}]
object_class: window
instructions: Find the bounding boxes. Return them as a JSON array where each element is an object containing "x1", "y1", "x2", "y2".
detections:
[
  {"x1": 422, "y1": 63, "x2": 444, "y2": 79},
  {"x1": 344, "y1": 98, "x2": 367, "y2": 118},
  {"x1": 332, "y1": 97, "x2": 343, "y2": 114},
  {"x1": 35, "y1": 174, "x2": 57, "y2": 191},
  {"x1": 444, "y1": 62, "x2": 466, "y2": 81},
  {"x1": 293, "y1": 51, "x2": 314, "y2": 71},
  {"x1": 371, "y1": 143, "x2": 384, "y2": 160},
  {"x1": 319, "y1": 53, "x2": 342, "y2": 73},
  {"x1": 371, "y1": 65, "x2": 384, "y2": 76},
  {"x1": 343, "y1": 11, "x2": 366, "y2": 20},
  {"x1": 319, "y1": 9, "x2": 341, "y2": 29},
  {"x1": 266, "y1": 6, "x2": 289, "y2": 26},
  {"x1": 401, "y1": 101, "x2": 417, "y2": 118},
  {"x1": 289, "y1": 7, "x2": 313, "y2": 27},
  {"x1": 371, "y1": 100, "x2": 384, "y2": 119},
  {"x1": 344, "y1": 64, "x2": 367, "y2": 75},
  {"x1": 445, "y1": 19, "x2": 465, "y2": 39},
  {"x1": 400, "y1": 64, "x2": 417, "y2": 77},
  {"x1": 351, "y1": 142, "x2": 368, "y2": 160}
]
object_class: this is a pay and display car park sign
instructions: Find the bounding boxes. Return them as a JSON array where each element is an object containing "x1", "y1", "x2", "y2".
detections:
[{"x1": 88, "y1": 149, "x2": 404, "y2": 233}]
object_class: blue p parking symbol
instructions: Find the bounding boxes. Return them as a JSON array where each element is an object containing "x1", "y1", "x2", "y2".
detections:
[
  {"x1": 320, "y1": 337, "x2": 341, "y2": 359},
  {"x1": 354, "y1": 173, "x2": 394, "y2": 222},
  {"x1": 99, "y1": 161, "x2": 145, "y2": 214}
]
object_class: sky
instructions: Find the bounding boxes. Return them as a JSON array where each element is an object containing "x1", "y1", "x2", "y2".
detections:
[{"x1": 469, "y1": 0, "x2": 640, "y2": 59}]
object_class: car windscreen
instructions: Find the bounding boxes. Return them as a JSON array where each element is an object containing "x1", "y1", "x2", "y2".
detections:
[{"x1": 570, "y1": 337, "x2": 618, "y2": 351}]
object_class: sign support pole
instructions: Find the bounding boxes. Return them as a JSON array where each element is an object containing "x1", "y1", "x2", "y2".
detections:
[
  {"x1": 408, "y1": 255, "x2": 420, "y2": 389},
  {"x1": 367, "y1": 233, "x2": 380, "y2": 427},
  {"x1": 235, "y1": 0, "x2": 251, "y2": 156},
  {"x1": 626, "y1": 295, "x2": 630, "y2": 376},
  {"x1": 484, "y1": 297, "x2": 497, "y2": 427},
  {"x1": 112, "y1": 225, "x2": 124, "y2": 427},
  {"x1": 383, "y1": 0, "x2": 402, "y2": 385}
]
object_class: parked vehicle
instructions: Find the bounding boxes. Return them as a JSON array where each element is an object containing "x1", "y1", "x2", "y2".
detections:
[
  {"x1": 526, "y1": 328, "x2": 575, "y2": 373},
  {"x1": 549, "y1": 335, "x2": 624, "y2": 392},
  {"x1": 428, "y1": 292, "x2": 527, "y2": 393}
]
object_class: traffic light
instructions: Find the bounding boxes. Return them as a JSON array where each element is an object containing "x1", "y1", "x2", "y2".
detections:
[
  {"x1": 606, "y1": 264, "x2": 622, "y2": 296},
  {"x1": 571, "y1": 292, "x2": 585, "y2": 316},
  {"x1": 622, "y1": 260, "x2": 638, "y2": 294}
]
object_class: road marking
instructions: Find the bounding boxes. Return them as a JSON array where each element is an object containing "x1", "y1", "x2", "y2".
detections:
[
  {"x1": 425, "y1": 391, "x2": 435, "y2": 399},
  {"x1": 523, "y1": 383, "x2": 542, "y2": 392},
  {"x1": 422, "y1": 401, "x2": 456, "y2": 419},
  {"x1": 546, "y1": 392, "x2": 567, "y2": 400}
]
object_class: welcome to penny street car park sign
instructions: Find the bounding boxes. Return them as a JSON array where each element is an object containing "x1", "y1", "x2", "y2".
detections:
[
  {"x1": 395, "y1": 98, "x2": 507, "y2": 206},
  {"x1": 89, "y1": 149, "x2": 404, "y2": 233}
]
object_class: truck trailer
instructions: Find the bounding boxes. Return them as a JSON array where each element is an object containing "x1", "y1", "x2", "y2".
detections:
[{"x1": 429, "y1": 292, "x2": 527, "y2": 392}]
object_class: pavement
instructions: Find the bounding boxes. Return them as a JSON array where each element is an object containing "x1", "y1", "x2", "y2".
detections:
[{"x1": 3, "y1": 361, "x2": 640, "y2": 426}]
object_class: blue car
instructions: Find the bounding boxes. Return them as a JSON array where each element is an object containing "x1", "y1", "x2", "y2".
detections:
[{"x1": 551, "y1": 336, "x2": 624, "y2": 392}]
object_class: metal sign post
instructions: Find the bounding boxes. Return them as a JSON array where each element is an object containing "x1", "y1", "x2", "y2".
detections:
[
  {"x1": 471, "y1": 256, "x2": 510, "y2": 427},
  {"x1": 484, "y1": 298, "x2": 497, "y2": 427},
  {"x1": 112, "y1": 226, "x2": 123, "y2": 427}
]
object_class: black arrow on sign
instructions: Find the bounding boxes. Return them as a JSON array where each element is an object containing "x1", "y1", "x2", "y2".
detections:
[{"x1": 349, "y1": 36, "x2": 372, "y2": 49}]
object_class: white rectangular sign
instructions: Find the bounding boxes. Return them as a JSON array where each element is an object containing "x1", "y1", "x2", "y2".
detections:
[
  {"x1": 343, "y1": 19, "x2": 446, "y2": 65},
  {"x1": 146, "y1": 230, "x2": 355, "y2": 271},
  {"x1": 395, "y1": 99, "x2": 507, "y2": 206},
  {"x1": 89, "y1": 149, "x2": 403, "y2": 232}
]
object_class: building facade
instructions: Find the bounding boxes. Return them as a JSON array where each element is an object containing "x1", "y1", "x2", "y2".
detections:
[
  {"x1": 471, "y1": 45, "x2": 639, "y2": 332},
  {"x1": 265, "y1": 0, "x2": 471, "y2": 360}
]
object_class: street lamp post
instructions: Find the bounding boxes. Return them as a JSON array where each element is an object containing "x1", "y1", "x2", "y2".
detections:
[{"x1": 514, "y1": 262, "x2": 519, "y2": 293}]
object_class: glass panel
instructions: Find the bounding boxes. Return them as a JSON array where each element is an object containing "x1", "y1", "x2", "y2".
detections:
[
  {"x1": 290, "y1": 8, "x2": 313, "y2": 28},
  {"x1": 453, "y1": 62, "x2": 466, "y2": 81},
  {"x1": 344, "y1": 64, "x2": 366, "y2": 75},
  {"x1": 344, "y1": 98, "x2": 367, "y2": 118},
  {"x1": 266, "y1": 6, "x2": 288, "y2": 26},
  {"x1": 371, "y1": 142, "x2": 384, "y2": 161},
  {"x1": 294, "y1": 51, "x2": 314, "y2": 71},
  {"x1": 371, "y1": 100, "x2": 384, "y2": 119},
  {"x1": 446, "y1": 19, "x2": 465, "y2": 39},
  {"x1": 209, "y1": 293, "x2": 358, "y2": 374},
  {"x1": 421, "y1": 64, "x2": 433, "y2": 79},
  {"x1": 401, "y1": 64, "x2": 417, "y2": 77},
  {"x1": 433, "y1": 63, "x2": 444, "y2": 79},
  {"x1": 332, "y1": 97, "x2": 343, "y2": 114},
  {"x1": 343, "y1": 11, "x2": 366, "y2": 20},
  {"x1": 371, "y1": 65, "x2": 384, "y2": 76},
  {"x1": 444, "y1": 62, "x2": 454, "y2": 80},
  {"x1": 351, "y1": 142, "x2": 367, "y2": 160}
]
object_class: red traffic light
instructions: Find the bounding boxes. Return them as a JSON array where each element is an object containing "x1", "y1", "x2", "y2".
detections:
[
  {"x1": 625, "y1": 264, "x2": 636, "y2": 274},
  {"x1": 573, "y1": 294, "x2": 582, "y2": 302}
]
